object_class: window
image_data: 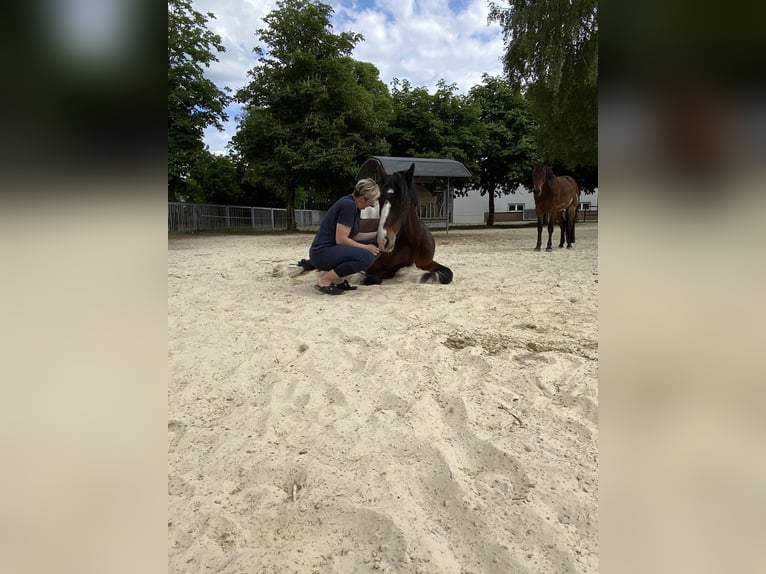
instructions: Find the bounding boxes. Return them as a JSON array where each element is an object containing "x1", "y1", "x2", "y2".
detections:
[
  {"x1": 508, "y1": 203, "x2": 524, "y2": 212},
  {"x1": 579, "y1": 202, "x2": 591, "y2": 211}
]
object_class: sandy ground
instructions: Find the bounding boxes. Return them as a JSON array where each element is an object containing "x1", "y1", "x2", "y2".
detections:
[{"x1": 168, "y1": 223, "x2": 598, "y2": 573}]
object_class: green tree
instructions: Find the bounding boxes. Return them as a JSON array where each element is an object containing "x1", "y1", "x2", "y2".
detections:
[
  {"x1": 168, "y1": 0, "x2": 231, "y2": 201},
  {"x1": 388, "y1": 79, "x2": 441, "y2": 157},
  {"x1": 467, "y1": 75, "x2": 537, "y2": 225},
  {"x1": 233, "y1": 0, "x2": 392, "y2": 230},
  {"x1": 386, "y1": 79, "x2": 487, "y2": 223},
  {"x1": 388, "y1": 79, "x2": 484, "y2": 171},
  {"x1": 489, "y1": 0, "x2": 597, "y2": 169},
  {"x1": 183, "y1": 151, "x2": 243, "y2": 205}
]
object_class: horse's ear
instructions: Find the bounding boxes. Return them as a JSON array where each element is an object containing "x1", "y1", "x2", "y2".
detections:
[
  {"x1": 406, "y1": 163, "x2": 416, "y2": 182},
  {"x1": 376, "y1": 163, "x2": 386, "y2": 183}
]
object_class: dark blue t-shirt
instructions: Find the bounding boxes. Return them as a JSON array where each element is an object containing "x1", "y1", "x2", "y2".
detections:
[{"x1": 310, "y1": 195, "x2": 359, "y2": 251}]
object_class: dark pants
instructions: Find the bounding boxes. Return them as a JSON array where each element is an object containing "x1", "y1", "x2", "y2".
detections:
[{"x1": 310, "y1": 245, "x2": 376, "y2": 277}]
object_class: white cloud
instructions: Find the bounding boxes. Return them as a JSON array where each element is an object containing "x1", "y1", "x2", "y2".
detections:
[
  {"x1": 190, "y1": 0, "x2": 505, "y2": 154},
  {"x1": 192, "y1": 0, "x2": 277, "y2": 93}
]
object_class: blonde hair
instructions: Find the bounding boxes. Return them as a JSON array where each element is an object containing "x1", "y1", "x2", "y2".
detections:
[{"x1": 353, "y1": 178, "x2": 380, "y2": 202}]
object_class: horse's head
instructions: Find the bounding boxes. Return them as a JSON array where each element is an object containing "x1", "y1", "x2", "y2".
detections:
[
  {"x1": 531, "y1": 161, "x2": 548, "y2": 196},
  {"x1": 376, "y1": 163, "x2": 417, "y2": 252}
]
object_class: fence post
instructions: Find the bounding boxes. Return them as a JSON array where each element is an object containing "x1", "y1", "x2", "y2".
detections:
[
  {"x1": 251, "y1": 207, "x2": 256, "y2": 230},
  {"x1": 270, "y1": 208, "x2": 275, "y2": 229},
  {"x1": 193, "y1": 205, "x2": 199, "y2": 231},
  {"x1": 226, "y1": 206, "x2": 231, "y2": 228}
]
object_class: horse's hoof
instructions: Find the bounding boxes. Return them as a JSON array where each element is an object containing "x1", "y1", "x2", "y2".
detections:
[
  {"x1": 436, "y1": 266, "x2": 453, "y2": 284},
  {"x1": 567, "y1": 245, "x2": 573, "y2": 249},
  {"x1": 420, "y1": 266, "x2": 453, "y2": 284},
  {"x1": 545, "y1": 247, "x2": 553, "y2": 252},
  {"x1": 534, "y1": 247, "x2": 541, "y2": 251}
]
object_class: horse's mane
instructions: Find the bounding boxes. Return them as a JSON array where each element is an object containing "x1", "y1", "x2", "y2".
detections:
[
  {"x1": 544, "y1": 165, "x2": 556, "y2": 181},
  {"x1": 389, "y1": 170, "x2": 419, "y2": 207},
  {"x1": 405, "y1": 176, "x2": 418, "y2": 206}
]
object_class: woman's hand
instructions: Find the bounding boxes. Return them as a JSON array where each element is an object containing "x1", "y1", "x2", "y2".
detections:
[{"x1": 367, "y1": 244, "x2": 380, "y2": 255}]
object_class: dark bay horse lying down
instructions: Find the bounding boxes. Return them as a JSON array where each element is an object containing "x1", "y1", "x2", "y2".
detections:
[
  {"x1": 362, "y1": 164, "x2": 453, "y2": 285},
  {"x1": 296, "y1": 165, "x2": 452, "y2": 285},
  {"x1": 531, "y1": 161, "x2": 581, "y2": 251}
]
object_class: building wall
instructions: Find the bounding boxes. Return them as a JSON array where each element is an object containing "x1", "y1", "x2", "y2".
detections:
[
  {"x1": 360, "y1": 184, "x2": 599, "y2": 225},
  {"x1": 453, "y1": 185, "x2": 599, "y2": 225}
]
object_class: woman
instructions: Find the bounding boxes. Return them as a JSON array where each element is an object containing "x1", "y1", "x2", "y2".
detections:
[{"x1": 309, "y1": 178, "x2": 382, "y2": 295}]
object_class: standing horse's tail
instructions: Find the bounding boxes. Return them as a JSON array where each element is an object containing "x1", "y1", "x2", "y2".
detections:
[
  {"x1": 572, "y1": 201, "x2": 579, "y2": 243},
  {"x1": 569, "y1": 205, "x2": 577, "y2": 244},
  {"x1": 563, "y1": 199, "x2": 577, "y2": 246},
  {"x1": 420, "y1": 265, "x2": 453, "y2": 284}
]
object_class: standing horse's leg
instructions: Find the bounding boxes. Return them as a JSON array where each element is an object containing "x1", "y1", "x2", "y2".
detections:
[
  {"x1": 561, "y1": 209, "x2": 569, "y2": 247},
  {"x1": 535, "y1": 215, "x2": 543, "y2": 251},
  {"x1": 558, "y1": 211, "x2": 566, "y2": 248},
  {"x1": 546, "y1": 215, "x2": 554, "y2": 251}
]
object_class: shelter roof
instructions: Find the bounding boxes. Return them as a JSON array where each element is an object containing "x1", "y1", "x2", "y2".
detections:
[{"x1": 356, "y1": 156, "x2": 472, "y2": 181}]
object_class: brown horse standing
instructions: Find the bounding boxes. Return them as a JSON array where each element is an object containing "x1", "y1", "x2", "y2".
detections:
[
  {"x1": 361, "y1": 163, "x2": 453, "y2": 284},
  {"x1": 531, "y1": 162, "x2": 581, "y2": 251}
]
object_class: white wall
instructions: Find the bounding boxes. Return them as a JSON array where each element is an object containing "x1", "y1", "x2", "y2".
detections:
[
  {"x1": 360, "y1": 184, "x2": 599, "y2": 225},
  {"x1": 452, "y1": 185, "x2": 599, "y2": 225},
  {"x1": 452, "y1": 184, "x2": 530, "y2": 224}
]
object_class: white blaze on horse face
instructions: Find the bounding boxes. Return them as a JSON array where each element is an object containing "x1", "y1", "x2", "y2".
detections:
[{"x1": 377, "y1": 199, "x2": 391, "y2": 249}]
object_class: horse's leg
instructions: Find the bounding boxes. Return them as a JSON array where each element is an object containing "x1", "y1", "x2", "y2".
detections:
[
  {"x1": 413, "y1": 232, "x2": 453, "y2": 284},
  {"x1": 419, "y1": 264, "x2": 453, "y2": 284},
  {"x1": 363, "y1": 250, "x2": 396, "y2": 285},
  {"x1": 368, "y1": 244, "x2": 412, "y2": 282},
  {"x1": 546, "y1": 214, "x2": 554, "y2": 251},
  {"x1": 408, "y1": 248, "x2": 450, "y2": 283},
  {"x1": 561, "y1": 205, "x2": 574, "y2": 247},
  {"x1": 363, "y1": 261, "x2": 409, "y2": 282},
  {"x1": 535, "y1": 215, "x2": 543, "y2": 251},
  {"x1": 380, "y1": 265, "x2": 407, "y2": 279},
  {"x1": 558, "y1": 211, "x2": 566, "y2": 248},
  {"x1": 361, "y1": 269, "x2": 382, "y2": 285}
]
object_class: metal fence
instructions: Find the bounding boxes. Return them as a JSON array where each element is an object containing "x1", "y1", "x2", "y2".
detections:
[
  {"x1": 523, "y1": 206, "x2": 598, "y2": 222},
  {"x1": 168, "y1": 203, "x2": 327, "y2": 233}
]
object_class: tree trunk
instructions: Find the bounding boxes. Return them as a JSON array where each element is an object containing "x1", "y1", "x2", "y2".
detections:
[
  {"x1": 168, "y1": 177, "x2": 180, "y2": 202},
  {"x1": 285, "y1": 179, "x2": 297, "y2": 231},
  {"x1": 486, "y1": 192, "x2": 495, "y2": 226}
]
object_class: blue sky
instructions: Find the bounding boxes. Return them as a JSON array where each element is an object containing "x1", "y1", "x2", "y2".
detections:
[{"x1": 190, "y1": 0, "x2": 506, "y2": 154}]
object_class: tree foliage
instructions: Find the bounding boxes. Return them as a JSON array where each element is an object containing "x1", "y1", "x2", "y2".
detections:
[
  {"x1": 182, "y1": 151, "x2": 243, "y2": 205},
  {"x1": 466, "y1": 74, "x2": 537, "y2": 224},
  {"x1": 388, "y1": 79, "x2": 484, "y2": 171},
  {"x1": 232, "y1": 0, "x2": 392, "y2": 229},
  {"x1": 489, "y1": 0, "x2": 597, "y2": 170},
  {"x1": 167, "y1": 0, "x2": 231, "y2": 200}
]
